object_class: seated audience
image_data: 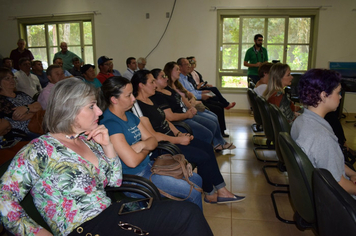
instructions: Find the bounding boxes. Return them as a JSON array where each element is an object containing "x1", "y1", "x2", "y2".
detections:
[
  {"x1": 187, "y1": 56, "x2": 236, "y2": 110},
  {"x1": 253, "y1": 62, "x2": 273, "y2": 96},
  {"x1": 137, "y1": 57, "x2": 148, "y2": 70},
  {"x1": 31, "y1": 60, "x2": 49, "y2": 88},
  {"x1": 69, "y1": 57, "x2": 82, "y2": 77},
  {"x1": 0, "y1": 67, "x2": 42, "y2": 140},
  {"x1": 99, "y1": 76, "x2": 204, "y2": 209},
  {"x1": 2, "y1": 57, "x2": 17, "y2": 74},
  {"x1": 168, "y1": 61, "x2": 229, "y2": 137},
  {"x1": 97, "y1": 56, "x2": 114, "y2": 84},
  {"x1": 263, "y1": 63, "x2": 301, "y2": 123},
  {"x1": 108, "y1": 59, "x2": 121, "y2": 76},
  {"x1": 9, "y1": 39, "x2": 34, "y2": 70},
  {"x1": 53, "y1": 58, "x2": 73, "y2": 78},
  {"x1": 291, "y1": 69, "x2": 356, "y2": 198},
  {"x1": 122, "y1": 57, "x2": 137, "y2": 80},
  {"x1": 151, "y1": 68, "x2": 235, "y2": 151},
  {"x1": 38, "y1": 65, "x2": 65, "y2": 109},
  {"x1": 53, "y1": 42, "x2": 83, "y2": 71},
  {"x1": 0, "y1": 77, "x2": 212, "y2": 236},
  {"x1": 81, "y1": 64, "x2": 102, "y2": 88},
  {"x1": 14, "y1": 57, "x2": 42, "y2": 98}
]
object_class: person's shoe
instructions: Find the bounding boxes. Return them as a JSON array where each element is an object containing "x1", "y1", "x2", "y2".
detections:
[
  {"x1": 214, "y1": 144, "x2": 223, "y2": 152},
  {"x1": 222, "y1": 142, "x2": 236, "y2": 150},
  {"x1": 225, "y1": 102, "x2": 236, "y2": 110},
  {"x1": 204, "y1": 198, "x2": 217, "y2": 204},
  {"x1": 222, "y1": 133, "x2": 229, "y2": 138},
  {"x1": 217, "y1": 195, "x2": 245, "y2": 204}
]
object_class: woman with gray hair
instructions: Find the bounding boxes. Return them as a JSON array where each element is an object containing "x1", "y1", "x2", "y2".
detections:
[{"x1": 0, "y1": 78, "x2": 213, "y2": 236}]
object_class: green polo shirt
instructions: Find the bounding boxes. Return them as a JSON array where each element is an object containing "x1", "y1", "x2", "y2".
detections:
[{"x1": 244, "y1": 46, "x2": 268, "y2": 76}]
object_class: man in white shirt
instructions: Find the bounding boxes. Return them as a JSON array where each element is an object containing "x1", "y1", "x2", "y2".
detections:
[
  {"x1": 122, "y1": 57, "x2": 137, "y2": 80},
  {"x1": 14, "y1": 58, "x2": 42, "y2": 98}
]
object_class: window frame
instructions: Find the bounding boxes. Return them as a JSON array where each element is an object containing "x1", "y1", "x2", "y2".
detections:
[
  {"x1": 216, "y1": 9, "x2": 319, "y2": 93},
  {"x1": 17, "y1": 14, "x2": 95, "y2": 69}
]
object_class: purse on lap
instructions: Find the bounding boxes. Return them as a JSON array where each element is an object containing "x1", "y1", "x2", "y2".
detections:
[{"x1": 150, "y1": 154, "x2": 203, "y2": 200}]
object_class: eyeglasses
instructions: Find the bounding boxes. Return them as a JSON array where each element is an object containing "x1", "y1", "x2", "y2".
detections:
[{"x1": 118, "y1": 221, "x2": 149, "y2": 235}]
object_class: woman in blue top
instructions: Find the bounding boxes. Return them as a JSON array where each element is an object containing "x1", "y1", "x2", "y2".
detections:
[{"x1": 99, "y1": 76, "x2": 203, "y2": 209}]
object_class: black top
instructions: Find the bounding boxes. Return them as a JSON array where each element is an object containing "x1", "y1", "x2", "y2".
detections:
[
  {"x1": 150, "y1": 86, "x2": 186, "y2": 114},
  {"x1": 136, "y1": 100, "x2": 174, "y2": 136}
]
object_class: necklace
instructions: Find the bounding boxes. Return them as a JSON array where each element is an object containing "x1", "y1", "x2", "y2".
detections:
[{"x1": 65, "y1": 134, "x2": 80, "y2": 140}]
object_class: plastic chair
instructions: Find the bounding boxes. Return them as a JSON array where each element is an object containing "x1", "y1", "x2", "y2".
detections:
[
  {"x1": 313, "y1": 168, "x2": 356, "y2": 236},
  {"x1": 278, "y1": 132, "x2": 316, "y2": 231},
  {"x1": 254, "y1": 95, "x2": 278, "y2": 162},
  {"x1": 247, "y1": 88, "x2": 264, "y2": 133}
]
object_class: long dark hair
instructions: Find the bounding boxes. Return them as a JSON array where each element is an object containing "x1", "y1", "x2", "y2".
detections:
[
  {"x1": 131, "y1": 70, "x2": 152, "y2": 97},
  {"x1": 99, "y1": 76, "x2": 131, "y2": 110}
]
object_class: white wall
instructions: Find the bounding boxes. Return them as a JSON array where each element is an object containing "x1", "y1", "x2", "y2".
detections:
[{"x1": 1, "y1": 0, "x2": 356, "y2": 112}]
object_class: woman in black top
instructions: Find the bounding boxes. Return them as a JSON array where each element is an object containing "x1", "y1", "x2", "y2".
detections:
[{"x1": 131, "y1": 70, "x2": 245, "y2": 204}]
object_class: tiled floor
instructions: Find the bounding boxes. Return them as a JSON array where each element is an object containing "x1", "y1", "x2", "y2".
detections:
[{"x1": 204, "y1": 111, "x2": 356, "y2": 236}]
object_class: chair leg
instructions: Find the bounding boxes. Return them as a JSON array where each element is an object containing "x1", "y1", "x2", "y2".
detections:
[
  {"x1": 262, "y1": 165, "x2": 289, "y2": 187},
  {"x1": 271, "y1": 190, "x2": 296, "y2": 224}
]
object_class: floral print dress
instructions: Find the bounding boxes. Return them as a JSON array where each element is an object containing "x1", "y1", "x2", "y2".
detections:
[{"x1": 0, "y1": 134, "x2": 122, "y2": 236}]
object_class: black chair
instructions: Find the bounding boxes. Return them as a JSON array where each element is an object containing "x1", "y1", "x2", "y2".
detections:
[
  {"x1": 0, "y1": 158, "x2": 161, "y2": 235},
  {"x1": 279, "y1": 132, "x2": 316, "y2": 231},
  {"x1": 247, "y1": 88, "x2": 264, "y2": 133},
  {"x1": 254, "y1": 95, "x2": 278, "y2": 162},
  {"x1": 286, "y1": 73, "x2": 302, "y2": 103},
  {"x1": 313, "y1": 168, "x2": 356, "y2": 236},
  {"x1": 264, "y1": 104, "x2": 290, "y2": 186}
]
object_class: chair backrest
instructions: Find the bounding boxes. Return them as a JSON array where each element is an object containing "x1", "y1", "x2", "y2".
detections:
[
  {"x1": 290, "y1": 73, "x2": 303, "y2": 99},
  {"x1": 278, "y1": 132, "x2": 315, "y2": 224},
  {"x1": 313, "y1": 168, "x2": 356, "y2": 236},
  {"x1": 269, "y1": 105, "x2": 291, "y2": 163},
  {"x1": 255, "y1": 95, "x2": 274, "y2": 142},
  {"x1": 247, "y1": 88, "x2": 263, "y2": 126}
]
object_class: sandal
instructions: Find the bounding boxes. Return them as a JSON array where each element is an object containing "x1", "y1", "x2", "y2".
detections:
[
  {"x1": 223, "y1": 142, "x2": 236, "y2": 150},
  {"x1": 214, "y1": 144, "x2": 223, "y2": 152}
]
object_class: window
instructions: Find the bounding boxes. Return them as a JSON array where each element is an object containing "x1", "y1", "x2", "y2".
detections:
[
  {"x1": 18, "y1": 14, "x2": 94, "y2": 69},
  {"x1": 217, "y1": 9, "x2": 319, "y2": 90}
]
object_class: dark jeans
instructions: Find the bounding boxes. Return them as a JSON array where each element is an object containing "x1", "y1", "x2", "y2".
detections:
[
  {"x1": 202, "y1": 99, "x2": 227, "y2": 133},
  {"x1": 69, "y1": 200, "x2": 213, "y2": 236},
  {"x1": 248, "y1": 75, "x2": 260, "y2": 84},
  {"x1": 200, "y1": 86, "x2": 230, "y2": 107}
]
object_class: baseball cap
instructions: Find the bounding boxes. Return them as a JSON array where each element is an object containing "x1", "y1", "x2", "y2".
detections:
[
  {"x1": 98, "y1": 56, "x2": 113, "y2": 65},
  {"x1": 81, "y1": 64, "x2": 95, "y2": 74}
]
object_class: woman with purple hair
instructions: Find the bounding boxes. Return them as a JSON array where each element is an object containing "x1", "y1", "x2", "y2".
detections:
[{"x1": 291, "y1": 69, "x2": 356, "y2": 198}]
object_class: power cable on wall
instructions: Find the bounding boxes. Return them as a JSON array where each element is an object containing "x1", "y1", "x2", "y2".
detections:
[{"x1": 145, "y1": 0, "x2": 177, "y2": 59}]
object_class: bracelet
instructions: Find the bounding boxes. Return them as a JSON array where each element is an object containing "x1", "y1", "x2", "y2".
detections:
[
  {"x1": 24, "y1": 105, "x2": 30, "y2": 113},
  {"x1": 176, "y1": 131, "x2": 181, "y2": 137}
]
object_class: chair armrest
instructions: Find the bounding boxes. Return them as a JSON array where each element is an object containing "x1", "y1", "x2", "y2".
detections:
[{"x1": 171, "y1": 121, "x2": 193, "y2": 135}]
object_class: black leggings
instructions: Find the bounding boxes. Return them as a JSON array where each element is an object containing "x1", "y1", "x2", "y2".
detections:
[{"x1": 69, "y1": 200, "x2": 213, "y2": 236}]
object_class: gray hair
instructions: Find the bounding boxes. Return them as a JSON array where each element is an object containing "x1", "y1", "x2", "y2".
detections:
[
  {"x1": 137, "y1": 57, "x2": 146, "y2": 64},
  {"x1": 43, "y1": 78, "x2": 97, "y2": 134}
]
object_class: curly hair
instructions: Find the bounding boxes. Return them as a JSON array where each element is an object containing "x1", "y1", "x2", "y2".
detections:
[{"x1": 298, "y1": 69, "x2": 341, "y2": 107}]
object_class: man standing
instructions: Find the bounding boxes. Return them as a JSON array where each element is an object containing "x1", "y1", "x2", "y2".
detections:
[
  {"x1": 14, "y1": 58, "x2": 42, "y2": 98},
  {"x1": 9, "y1": 39, "x2": 34, "y2": 70},
  {"x1": 122, "y1": 57, "x2": 137, "y2": 80},
  {"x1": 53, "y1": 42, "x2": 83, "y2": 71},
  {"x1": 37, "y1": 65, "x2": 65, "y2": 109},
  {"x1": 96, "y1": 56, "x2": 114, "y2": 84},
  {"x1": 244, "y1": 34, "x2": 268, "y2": 84},
  {"x1": 31, "y1": 60, "x2": 49, "y2": 88},
  {"x1": 81, "y1": 64, "x2": 102, "y2": 88}
]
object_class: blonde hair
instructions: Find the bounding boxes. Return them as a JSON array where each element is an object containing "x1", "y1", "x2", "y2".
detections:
[{"x1": 263, "y1": 63, "x2": 290, "y2": 100}]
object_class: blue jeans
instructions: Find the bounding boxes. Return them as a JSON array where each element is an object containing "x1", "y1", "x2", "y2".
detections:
[
  {"x1": 196, "y1": 110, "x2": 226, "y2": 146},
  {"x1": 128, "y1": 161, "x2": 203, "y2": 210},
  {"x1": 182, "y1": 118, "x2": 213, "y2": 144}
]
